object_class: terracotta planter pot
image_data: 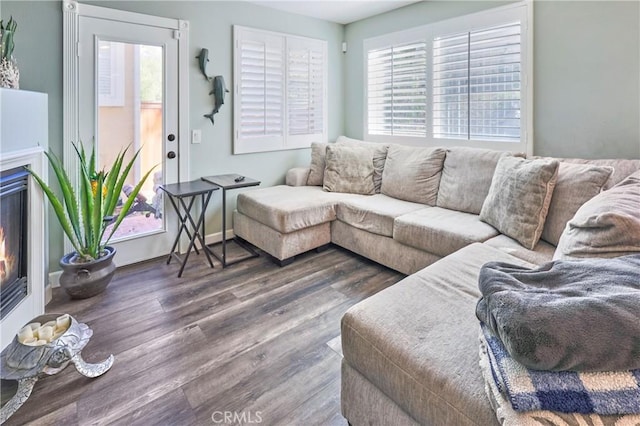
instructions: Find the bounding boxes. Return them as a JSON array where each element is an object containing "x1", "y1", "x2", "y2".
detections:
[{"x1": 59, "y1": 247, "x2": 116, "y2": 299}]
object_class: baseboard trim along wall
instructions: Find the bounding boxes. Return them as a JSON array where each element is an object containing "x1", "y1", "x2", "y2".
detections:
[{"x1": 46, "y1": 228, "x2": 236, "y2": 295}]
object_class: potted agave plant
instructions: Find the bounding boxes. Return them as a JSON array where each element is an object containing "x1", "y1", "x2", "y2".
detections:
[{"x1": 28, "y1": 142, "x2": 154, "y2": 299}]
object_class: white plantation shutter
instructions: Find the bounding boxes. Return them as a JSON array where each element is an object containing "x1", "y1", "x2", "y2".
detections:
[
  {"x1": 235, "y1": 28, "x2": 285, "y2": 153},
  {"x1": 367, "y1": 41, "x2": 427, "y2": 137},
  {"x1": 234, "y1": 26, "x2": 327, "y2": 154},
  {"x1": 433, "y1": 22, "x2": 521, "y2": 142},
  {"x1": 97, "y1": 41, "x2": 124, "y2": 107},
  {"x1": 287, "y1": 38, "x2": 326, "y2": 147}
]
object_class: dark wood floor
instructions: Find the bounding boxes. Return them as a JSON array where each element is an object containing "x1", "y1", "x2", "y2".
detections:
[{"x1": 3, "y1": 244, "x2": 404, "y2": 425}]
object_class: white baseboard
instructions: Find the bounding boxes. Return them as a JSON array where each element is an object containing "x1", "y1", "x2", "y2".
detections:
[{"x1": 46, "y1": 229, "x2": 235, "y2": 291}]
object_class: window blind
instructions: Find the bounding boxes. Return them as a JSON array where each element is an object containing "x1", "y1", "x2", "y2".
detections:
[
  {"x1": 433, "y1": 22, "x2": 521, "y2": 141},
  {"x1": 237, "y1": 35, "x2": 284, "y2": 140},
  {"x1": 287, "y1": 40, "x2": 324, "y2": 137},
  {"x1": 367, "y1": 41, "x2": 427, "y2": 137}
]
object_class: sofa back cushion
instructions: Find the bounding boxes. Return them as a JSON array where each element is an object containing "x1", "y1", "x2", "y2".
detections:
[
  {"x1": 532, "y1": 157, "x2": 640, "y2": 190},
  {"x1": 380, "y1": 145, "x2": 446, "y2": 205},
  {"x1": 437, "y1": 147, "x2": 520, "y2": 214},
  {"x1": 540, "y1": 162, "x2": 613, "y2": 246},
  {"x1": 307, "y1": 142, "x2": 328, "y2": 186},
  {"x1": 336, "y1": 136, "x2": 389, "y2": 193},
  {"x1": 323, "y1": 144, "x2": 376, "y2": 195},
  {"x1": 480, "y1": 156, "x2": 559, "y2": 250},
  {"x1": 554, "y1": 171, "x2": 640, "y2": 260}
]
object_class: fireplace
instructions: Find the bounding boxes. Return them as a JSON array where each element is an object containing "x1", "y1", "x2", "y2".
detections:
[{"x1": 0, "y1": 167, "x2": 29, "y2": 319}]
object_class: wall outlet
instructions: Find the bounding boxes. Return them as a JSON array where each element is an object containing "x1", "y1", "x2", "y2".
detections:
[{"x1": 191, "y1": 129, "x2": 201, "y2": 144}]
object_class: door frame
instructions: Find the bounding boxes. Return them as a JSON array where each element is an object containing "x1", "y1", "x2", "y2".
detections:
[{"x1": 62, "y1": 0, "x2": 189, "y2": 256}]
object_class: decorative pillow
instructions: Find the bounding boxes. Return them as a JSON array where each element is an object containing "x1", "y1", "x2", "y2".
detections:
[
  {"x1": 380, "y1": 145, "x2": 446, "y2": 205},
  {"x1": 323, "y1": 144, "x2": 375, "y2": 195},
  {"x1": 479, "y1": 157, "x2": 559, "y2": 250},
  {"x1": 541, "y1": 162, "x2": 613, "y2": 245},
  {"x1": 554, "y1": 171, "x2": 640, "y2": 260},
  {"x1": 335, "y1": 136, "x2": 389, "y2": 193},
  {"x1": 307, "y1": 142, "x2": 328, "y2": 186},
  {"x1": 437, "y1": 147, "x2": 520, "y2": 214}
]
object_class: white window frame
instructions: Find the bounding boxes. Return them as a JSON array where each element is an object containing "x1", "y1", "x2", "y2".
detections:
[
  {"x1": 233, "y1": 25, "x2": 328, "y2": 155},
  {"x1": 363, "y1": 1, "x2": 533, "y2": 155}
]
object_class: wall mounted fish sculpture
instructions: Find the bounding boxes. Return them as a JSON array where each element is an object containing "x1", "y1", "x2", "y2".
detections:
[
  {"x1": 204, "y1": 75, "x2": 229, "y2": 125},
  {"x1": 196, "y1": 48, "x2": 211, "y2": 81}
]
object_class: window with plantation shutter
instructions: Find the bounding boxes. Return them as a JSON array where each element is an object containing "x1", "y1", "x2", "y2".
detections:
[
  {"x1": 363, "y1": 2, "x2": 531, "y2": 154},
  {"x1": 234, "y1": 26, "x2": 327, "y2": 154},
  {"x1": 367, "y1": 42, "x2": 427, "y2": 137},
  {"x1": 433, "y1": 22, "x2": 521, "y2": 142}
]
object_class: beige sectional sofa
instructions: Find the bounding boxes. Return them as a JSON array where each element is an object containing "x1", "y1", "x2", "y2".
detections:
[{"x1": 232, "y1": 136, "x2": 640, "y2": 425}]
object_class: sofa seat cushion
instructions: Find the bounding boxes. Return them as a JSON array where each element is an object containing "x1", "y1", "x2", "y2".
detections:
[
  {"x1": 394, "y1": 207, "x2": 499, "y2": 257},
  {"x1": 236, "y1": 185, "x2": 364, "y2": 234},
  {"x1": 341, "y1": 243, "x2": 533, "y2": 426},
  {"x1": 484, "y1": 234, "x2": 555, "y2": 266},
  {"x1": 336, "y1": 194, "x2": 425, "y2": 237}
]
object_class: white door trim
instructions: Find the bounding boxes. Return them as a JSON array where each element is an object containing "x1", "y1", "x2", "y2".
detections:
[{"x1": 62, "y1": 0, "x2": 189, "y2": 256}]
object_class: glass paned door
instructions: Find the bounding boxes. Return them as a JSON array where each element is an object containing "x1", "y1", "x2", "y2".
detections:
[{"x1": 79, "y1": 16, "x2": 180, "y2": 266}]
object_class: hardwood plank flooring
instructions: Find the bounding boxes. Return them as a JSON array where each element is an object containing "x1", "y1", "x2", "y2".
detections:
[{"x1": 2, "y1": 245, "x2": 404, "y2": 425}]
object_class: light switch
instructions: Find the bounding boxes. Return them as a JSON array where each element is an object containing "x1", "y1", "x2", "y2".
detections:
[{"x1": 191, "y1": 129, "x2": 201, "y2": 144}]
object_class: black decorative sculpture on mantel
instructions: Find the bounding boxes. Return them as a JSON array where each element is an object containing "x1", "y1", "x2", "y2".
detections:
[{"x1": 196, "y1": 48, "x2": 229, "y2": 125}]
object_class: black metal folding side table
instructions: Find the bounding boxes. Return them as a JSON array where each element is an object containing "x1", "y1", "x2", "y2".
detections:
[
  {"x1": 160, "y1": 179, "x2": 219, "y2": 277},
  {"x1": 201, "y1": 174, "x2": 260, "y2": 267}
]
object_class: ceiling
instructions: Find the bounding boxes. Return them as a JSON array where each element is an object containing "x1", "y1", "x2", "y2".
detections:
[{"x1": 247, "y1": 0, "x2": 422, "y2": 25}]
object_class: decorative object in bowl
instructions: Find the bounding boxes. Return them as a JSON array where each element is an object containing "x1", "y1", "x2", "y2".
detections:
[{"x1": 0, "y1": 314, "x2": 114, "y2": 423}]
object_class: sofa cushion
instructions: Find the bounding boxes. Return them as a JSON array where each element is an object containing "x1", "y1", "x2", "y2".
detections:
[
  {"x1": 534, "y1": 157, "x2": 640, "y2": 190},
  {"x1": 336, "y1": 136, "x2": 389, "y2": 193},
  {"x1": 480, "y1": 157, "x2": 559, "y2": 250},
  {"x1": 323, "y1": 144, "x2": 376, "y2": 195},
  {"x1": 307, "y1": 142, "x2": 328, "y2": 186},
  {"x1": 394, "y1": 207, "x2": 499, "y2": 257},
  {"x1": 484, "y1": 234, "x2": 555, "y2": 266},
  {"x1": 437, "y1": 147, "x2": 517, "y2": 214},
  {"x1": 341, "y1": 243, "x2": 533, "y2": 426},
  {"x1": 336, "y1": 194, "x2": 425, "y2": 237},
  {"x1": 236, "y1": 185, "x2": 363, "y2": 234},
  {"x1": 541, "y1": 162, "x2": 613, "y2": 245},
  {"x1": 554, "y1": 171, "x2": 640, "y2": 260},
  {"x1": 381, "y1": 145, "x2": 446, "y2": 206}
]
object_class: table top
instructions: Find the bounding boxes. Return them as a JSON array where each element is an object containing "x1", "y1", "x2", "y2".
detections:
[
  {"x1": 160, "y1": 179, "x2": 219, "y2": 197},
  {"x1": 201, "y1": 174, "x2": 260, "y2": 190}
]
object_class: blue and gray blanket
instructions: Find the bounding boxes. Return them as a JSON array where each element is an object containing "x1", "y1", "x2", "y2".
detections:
[{"x1": 480, "y1": 324, "x2": 640, "y2": 415}]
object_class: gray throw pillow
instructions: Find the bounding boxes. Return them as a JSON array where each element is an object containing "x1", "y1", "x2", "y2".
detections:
[
  {"x1": 541, "y1": 162, "x2": 613, "y2": 246},
  {"x1": 380, "y1": 145, "x2": 446, "y2": 205},
  {"x1": 554, "y1": 171, "x2": 640, "y2": 260},
  {"x1": 437, "y1": 147, "x2": 520, "y2": 214},
  {"x1": 335, "y1": 136, "x2": 389, "y2": 193},
  {"x1": 307, "y1": 142, "x2": 328, "y2": 186},
  {"x1": 323, "y1": 144, "x2": 375, "y2": 195},
  {"x1": 480, "y1": 157, "x2": 559, "y2": 250}
]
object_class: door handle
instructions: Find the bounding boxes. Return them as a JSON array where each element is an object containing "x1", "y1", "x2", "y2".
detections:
[
  {"x1": 167, "y1": 151, "x2": 176, "y2": 159},
  {"x1": 167, "y1": 134, "x2": 176, "y2": 141}
]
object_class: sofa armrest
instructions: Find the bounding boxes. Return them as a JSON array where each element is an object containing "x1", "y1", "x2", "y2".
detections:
[{"x1": 286, "y1": 167, "x2": 311, "y2": 186}]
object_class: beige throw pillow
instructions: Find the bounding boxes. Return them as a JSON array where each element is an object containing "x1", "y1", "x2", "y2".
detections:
[
  {"x1": 380, "y1": 145, "x2": 446, "y2": 205},
  {"x1": 307, "y1": 142, "x2": 328, "y2": 186},
  {"x1": 479, "y1": 157, "x2": 559, "y2": 250},
  {"x1": 335, "y1": 136, "x2": 389, "y2": 193},
  {"x1": 541, "y1": 162, "x2": 613, "y2": 245},
  {"x1": 323, "y1": 144, "x2": 375, "y2": 195},
  {"x1": 554, "y1": 171, "x2": 640, "y2": 260}
]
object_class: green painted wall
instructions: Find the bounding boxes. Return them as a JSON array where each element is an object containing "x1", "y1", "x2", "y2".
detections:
[
  {"x1": 344, "y1": 0, "x2": 640, "y2": 159},
  {"x1": 2, "y1": 0, "x2": 344, "y2": 272}
]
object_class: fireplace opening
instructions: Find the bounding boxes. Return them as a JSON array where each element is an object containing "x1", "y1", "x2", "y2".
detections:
[{"x1": 0, "y1": 167, "x2": 29, "y2": 319}]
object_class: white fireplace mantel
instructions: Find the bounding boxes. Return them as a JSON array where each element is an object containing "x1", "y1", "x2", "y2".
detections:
[{"x1": 0, "y1": 89, "x2": 48, "y2": 350}]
